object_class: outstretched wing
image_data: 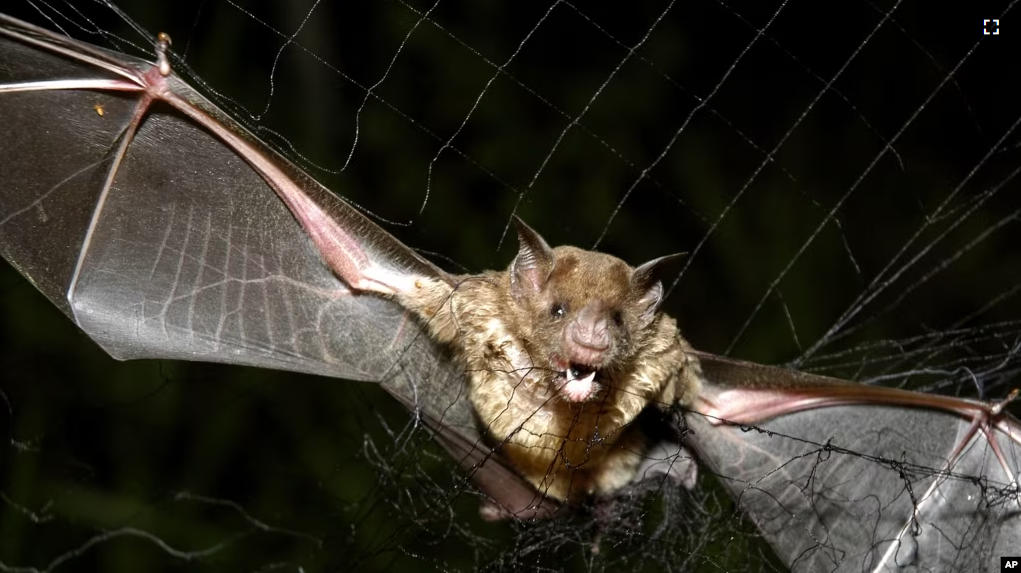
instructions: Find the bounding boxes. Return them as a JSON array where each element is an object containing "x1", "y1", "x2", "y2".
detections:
[
  {"x1": 0, "y1": 13, "x2": 556, "y2": 520},
  {"x1": 686, "y1": 350, "x2": 1021, "y2": 572},
  {"x1": 0, "y1": 13, "x2": 437, "y2": 379}
]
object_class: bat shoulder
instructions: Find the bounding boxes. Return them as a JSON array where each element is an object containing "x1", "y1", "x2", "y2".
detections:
[
  {"x1": 397, "y1": 270, "x2": 509, "y2": 346},
  {"x1": 629, "y1": 315, "x2": 701, "y2": 407}
]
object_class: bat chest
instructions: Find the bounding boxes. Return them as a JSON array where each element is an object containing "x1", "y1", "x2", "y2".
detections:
[
  {"x1": 468, "y1": 360, "x2": 634, "y2": 500},
  {"x1": 455, "y1": 297, "x2": 642, "y2": 500}
]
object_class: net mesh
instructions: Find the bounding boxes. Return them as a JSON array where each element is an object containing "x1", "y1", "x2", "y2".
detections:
[{"x1": 1, "y1": 1, "x2": 1019, "y2": 571}]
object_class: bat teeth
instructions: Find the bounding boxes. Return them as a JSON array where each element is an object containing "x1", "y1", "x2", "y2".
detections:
[
  {"x1": 567, "y1": 363, "x2": 596, "y2": 379},
  {"x1": 561, "y1": 364, "x2": 598, "y2": 402},
  {"x1": 562, "y1": 369, "x2": 597, "y2": 402}
]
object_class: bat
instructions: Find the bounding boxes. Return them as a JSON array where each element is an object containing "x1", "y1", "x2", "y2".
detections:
[
  {"x1": 2, "y1": 5, "x2": 1020, "y2": 572},
  {"x1": 395, "y1": 215, "x2": 692, "y2": 510}
]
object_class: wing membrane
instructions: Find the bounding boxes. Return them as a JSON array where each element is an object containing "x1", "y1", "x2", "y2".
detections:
[
  {"x1": 0, "y1": 14, "x2": 425, "y2": 380},
  {"x1": 687, "y1": 351, "x2": 1021, "y2": 572},
  {"x1": 0, "y1": 12, "x2": 556, "y2": 521}
]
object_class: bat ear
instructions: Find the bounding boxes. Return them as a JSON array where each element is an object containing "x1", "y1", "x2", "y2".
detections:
[
  {"x1": 510, "y1": 216, "x2": 556, "y2": 302},
  {"x1": 631, "y1": 253, "x2": 685, "y2": 324}
]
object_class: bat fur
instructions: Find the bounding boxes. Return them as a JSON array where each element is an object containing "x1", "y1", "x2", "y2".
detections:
[{"x1": 396, "y1": 218, "x2": 702, "y2": 503}]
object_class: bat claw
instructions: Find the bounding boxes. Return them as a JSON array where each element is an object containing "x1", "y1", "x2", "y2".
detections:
[{"x1": 990, "y1": 388, "x2": 1019, "y2": 415}]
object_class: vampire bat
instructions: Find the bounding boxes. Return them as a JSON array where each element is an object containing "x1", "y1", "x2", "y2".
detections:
[
  {"x1": 1, "y1": 9, "x2": 1020, "y2": 572},
  {"x1": 396, "y1": 216, "x2": 695, "y2": 507}
]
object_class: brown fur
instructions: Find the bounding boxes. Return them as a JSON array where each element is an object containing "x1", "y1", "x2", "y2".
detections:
[{"x1": 398, "y1": 246, "x2": 699, "y2": 502}]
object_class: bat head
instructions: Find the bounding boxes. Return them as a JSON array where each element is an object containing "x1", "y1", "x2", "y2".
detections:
[{"x1": 508, "y1": 217, "x2": 681, "y2": 402}]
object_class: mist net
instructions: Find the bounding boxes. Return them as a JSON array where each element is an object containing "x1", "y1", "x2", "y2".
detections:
[{"x1": 1, "y1": 1, "x2": 1019, "y2": 571}]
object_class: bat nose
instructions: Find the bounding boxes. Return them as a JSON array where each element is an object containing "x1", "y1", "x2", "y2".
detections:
[
  {"x1": 570, "y1": 322, "x2": 609, "y2": 350},
  {"x1": 569, "y1": 303, "x2": 610, "y2": 352}
]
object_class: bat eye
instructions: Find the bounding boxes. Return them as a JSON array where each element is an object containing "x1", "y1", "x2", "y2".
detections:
[
  {"x1": 611, "y1": 310, "x2": 624, "y2": 326},
  {"x1": 550, "y1": 303, "x2": 567, "y2": 319}
]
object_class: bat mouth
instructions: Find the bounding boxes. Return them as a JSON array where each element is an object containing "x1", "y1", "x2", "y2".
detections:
[{"x1": 551, "y1": 357, "x2": 599, "y2": 402}]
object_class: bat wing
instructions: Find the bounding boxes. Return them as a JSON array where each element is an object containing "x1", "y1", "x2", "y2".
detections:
[
  {"x1": 684, "y1": 350, "x2": 1020, "y2": 572},
  {"x1": 0, "y1": 13, "x2": 555, "y2": 519},
  {"x1": 0, "y1": 13, "x2": 434, "y2": 379}
]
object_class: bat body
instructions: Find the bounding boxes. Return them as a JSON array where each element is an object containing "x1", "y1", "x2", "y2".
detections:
[
  {"x1": 394, "y1": 217, "x2": 694, "y2": 506},
  {"x1": 2, "y1": 11, "x2": 1020, "y2": 572}
]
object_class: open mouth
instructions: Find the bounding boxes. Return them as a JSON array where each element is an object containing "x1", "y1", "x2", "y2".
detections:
[{"x1": 553, "y1": 361, "x2": 599, "y2": 402}]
